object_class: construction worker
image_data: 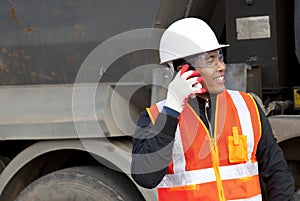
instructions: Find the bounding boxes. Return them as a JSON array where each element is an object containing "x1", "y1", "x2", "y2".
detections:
[{"x1": 131, "y1": 18, "x2": 295, "y2": 201}]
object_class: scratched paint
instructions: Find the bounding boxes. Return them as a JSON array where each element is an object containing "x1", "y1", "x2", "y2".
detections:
[{"x1": 10, "y1": 6, "x2": 20, "y2": 26}]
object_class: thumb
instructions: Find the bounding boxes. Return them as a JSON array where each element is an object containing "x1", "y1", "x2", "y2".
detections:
[{"x1": 180, "y1": 64, "x2": 189, "y2": 76}]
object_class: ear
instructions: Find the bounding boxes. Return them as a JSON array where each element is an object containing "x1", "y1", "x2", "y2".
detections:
[{"x1": 177, "y1": 65, "x2": 183, "y2": 71}]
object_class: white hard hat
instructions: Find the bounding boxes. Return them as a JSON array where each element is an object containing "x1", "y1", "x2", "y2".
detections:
[{"x1": 159, "y1": 17, "x2": 229, "y2": 64}]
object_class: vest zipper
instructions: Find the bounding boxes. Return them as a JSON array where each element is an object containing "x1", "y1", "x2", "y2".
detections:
[
  {"x1": 205, "y1": 99, "x2": 213, "y2": 139},
  {"x1": 205, "y1": 98, "x2": 226, "y2": 201}
]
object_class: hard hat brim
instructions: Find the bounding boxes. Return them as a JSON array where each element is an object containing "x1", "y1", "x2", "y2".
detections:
[{"x1": 160, "y1": 44, "x2": 230, "y2": 64}]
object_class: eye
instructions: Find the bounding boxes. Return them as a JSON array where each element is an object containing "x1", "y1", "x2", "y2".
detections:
[
  {"x1": 206, "y1": 54, "x2": 216, "y2": 63},
  {"x1": 219, "y1": 54, "x2": 224, "y2": 61}
]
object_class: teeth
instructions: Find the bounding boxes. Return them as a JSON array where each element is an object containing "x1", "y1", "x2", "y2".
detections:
[{"x1": 215, "y1": 76, "x2": 224, "y2": 82}]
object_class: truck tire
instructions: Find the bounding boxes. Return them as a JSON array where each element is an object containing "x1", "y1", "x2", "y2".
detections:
[{"x1": 15, "y1": 166, "x2": 145, "y2": 201}]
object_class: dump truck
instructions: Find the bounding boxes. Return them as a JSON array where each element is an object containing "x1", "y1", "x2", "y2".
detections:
[{"x1": 0, "y1": 0, "x2": 299, "y2": 200}]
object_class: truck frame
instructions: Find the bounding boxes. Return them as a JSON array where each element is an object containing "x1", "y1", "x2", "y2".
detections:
[{"x1": 0, "y1": 0, "x2": 299, "y2": 200}]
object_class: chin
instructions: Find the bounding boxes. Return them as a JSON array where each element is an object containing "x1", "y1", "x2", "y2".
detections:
[{"x1": 211, "y1": 87, "x2": 225, "y2": 95}]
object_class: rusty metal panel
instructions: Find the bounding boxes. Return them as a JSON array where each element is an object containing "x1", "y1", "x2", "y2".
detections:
[
  {"x1": 0, "y1": 0, "x2": 160, "y2": 85},
  {"x1": 236, "y1": 16, "x2": 271, "y2": 40}
]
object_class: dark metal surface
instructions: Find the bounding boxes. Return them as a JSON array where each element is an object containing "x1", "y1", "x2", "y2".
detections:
[
  {"x1": 188, "y1": 0, "x2": 226, "y2": 39},
  {"x1": 224, "y1": 0, "x2": 300, "y2": 92},
  {"x1": 295, "y1": 0, "x2": 300, "y2": 64},
  {"x1": 0, "y1": 0, "x2": 160, "y2": 85},
  {"x1": 225, "y1": 63, "x2": 250, "y2": 92},
  {"x1": 153, "y1": 0, "x2": 189, "y2": 29}
]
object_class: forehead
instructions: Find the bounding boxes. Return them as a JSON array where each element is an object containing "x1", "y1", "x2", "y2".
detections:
[
  {"x1": 201, "y1": 49, "x2": 220, "y2": 57},
  {"x1": 189, "y1": 49, "x2": 220, "y2": 60}
]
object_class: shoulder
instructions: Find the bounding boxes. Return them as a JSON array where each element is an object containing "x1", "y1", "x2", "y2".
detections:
[
  {"x1": 137, "y1": 99, "x2": 167, "y2": 128},
  {"x1": 137, "y1": 110, "x2": 152, "y2": 128},
  {"x1": 226, "y1": 89, "x2": 259, "y2": 105},
  {"x1": 153, "y1": 99, "x2": 166, "y2": 110},
  {"x1": 226, "y1": 89, "x2": 265, "y2": 116}
]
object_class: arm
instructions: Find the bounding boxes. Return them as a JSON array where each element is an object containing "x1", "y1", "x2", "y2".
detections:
[
  {"x1": 131, "y1": 65, "x2": 205, "y2": 188},
  {"x1": 256, "y1": 105, "x2": 295, "y2": 201},
  {"x1": 131, "y1": 109, "x2": 178, "y2": 189}
]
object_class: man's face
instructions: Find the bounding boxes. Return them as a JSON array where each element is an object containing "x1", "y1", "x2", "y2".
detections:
[{"x1": 187, "y1": 49, "x2": 226, "y2": 95}]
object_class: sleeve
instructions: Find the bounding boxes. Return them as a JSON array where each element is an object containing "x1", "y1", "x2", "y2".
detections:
[
  {"x1": 256, "y1": 105, "x2": 295, "y2": 201},
  {"x1": 131, "y1": 109, "x2": 179, "y2": 189}
]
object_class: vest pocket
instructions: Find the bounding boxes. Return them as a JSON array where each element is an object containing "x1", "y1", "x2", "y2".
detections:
[{"x1": 227, "y1": 135, "x2": 248, "y2": 163}]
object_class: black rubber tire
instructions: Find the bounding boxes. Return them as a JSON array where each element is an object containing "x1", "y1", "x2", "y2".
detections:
[
  {"x1": 295, "y1": 189, "x2": 300, "y2": 201},
  {"x1": 15, "y1": 166, "x2": 145, "y2": 201}
]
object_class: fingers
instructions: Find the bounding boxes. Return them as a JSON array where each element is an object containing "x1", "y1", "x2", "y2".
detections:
[
  {"x1": 176, "y1": 66, "x2": 207, "y2": 95},
  {"x1": 186, "y1": 77, "x2": 206, "y2": 94},
  {"x1": 180, "y1": 70, "x2": 199, "y2": 80},
  {"x1": 197, "y1": 76, "x2": 203, "y2": 83},
  {"x1": 178, "y1": 68, "x2": 206, "y2": 94},
  {"x1": 186, "y1": 75, "x2": 204, "y2": 86},
  {"x1": 188, "y1": 79, "x2": 206, "y2": 94},
  {"x1": 187, "y1": 70, "x2": 200, "y2": 79},
  {"x1": 193, "y1": 83, "x2": 206, "y2": 94},
  {"x1": 199, "y1": 88, "x2": 207, "y2": 94},
  {"x1": 179, "y1": 64, "x2": 200, "y2": 78},
  {"x1": 193, "y1": 82, "x2": 202, "y2": 89},
  {"x1": 186, "y1": 76, "x2": 200, "y2": 86},
  {"x1": 180, "y1": 64, "x2": 189, "y2": 76}
]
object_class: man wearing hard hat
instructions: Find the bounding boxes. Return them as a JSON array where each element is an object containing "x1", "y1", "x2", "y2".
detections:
[{"x1": 131, "y1": 18, "x2": 295, "y2": 201}]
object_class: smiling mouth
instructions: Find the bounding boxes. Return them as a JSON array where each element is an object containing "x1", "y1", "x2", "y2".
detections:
[{"x1": 214, "y1": 75, "x2": 225, "y2": 83}]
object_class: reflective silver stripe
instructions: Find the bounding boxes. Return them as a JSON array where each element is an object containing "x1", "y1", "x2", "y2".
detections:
[
  {"x1": 158, "y1": 162, "x2": 259, "y2": 188},
  {"x1": 227, "y1": 194, "x2": 262, "y2": 201},
  {"x1": 172, "y1": 127, "x2": 186, "y2": 173},
  {"x1": 220, "y1": 161, "x2": 258, "y2": 180},
  {"x1": 156, "y1": 100, "x2": 165, "y2": 111},
  {"x1": 227, "y1": 90, "x2": 255, "y2": 161},
  {"x1": 156, "y1": 100, "x2": 186, "y2": 173},
  {"x1": 157, "y1": 93, "x2": 260, "y2": 189},
  {"x1": 158, "y1": 166, "x2": 215, "y2": 187}
]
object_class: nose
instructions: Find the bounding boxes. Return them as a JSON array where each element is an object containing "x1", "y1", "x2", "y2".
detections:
[{"x1": 216, "y1": 61, "x2": 226, "y2": 72}]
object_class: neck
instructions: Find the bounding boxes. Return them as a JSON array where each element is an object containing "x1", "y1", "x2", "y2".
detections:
[{"x1": 197, "y1": 92, "x2": 211, "y2": 100}]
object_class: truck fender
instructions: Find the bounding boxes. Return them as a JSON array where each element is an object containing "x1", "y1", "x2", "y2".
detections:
[{"x1": 0, "y1": 139, "x2": 157, "y2": 201}]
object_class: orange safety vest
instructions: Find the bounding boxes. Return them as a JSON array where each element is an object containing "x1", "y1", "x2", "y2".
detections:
[{"x1": 146, "y1": 90, "x2": 262, "y2": 201}]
